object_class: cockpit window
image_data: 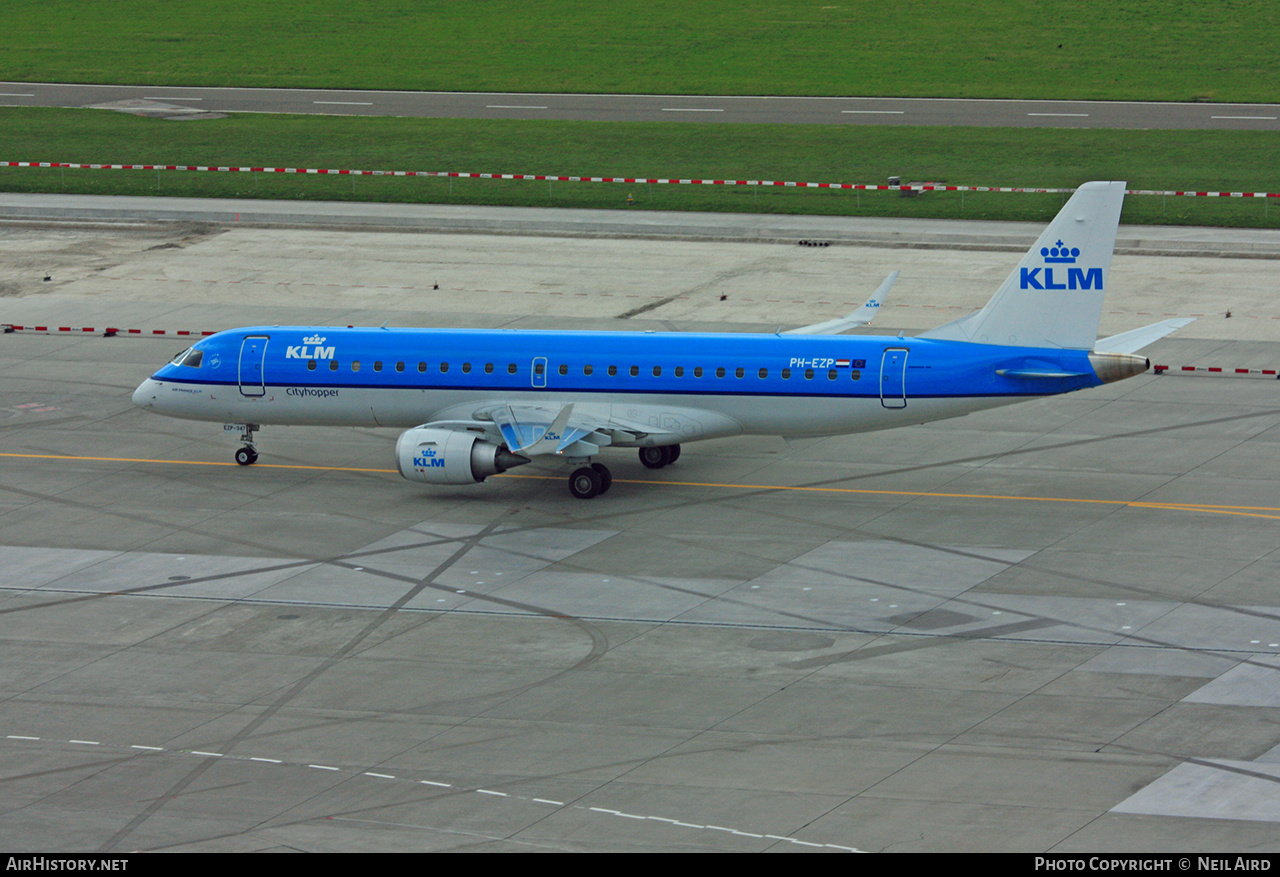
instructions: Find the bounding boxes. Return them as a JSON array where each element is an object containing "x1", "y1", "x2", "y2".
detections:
[{"x1": 170, "y1": 347, "x2": 203, "y2": 368}]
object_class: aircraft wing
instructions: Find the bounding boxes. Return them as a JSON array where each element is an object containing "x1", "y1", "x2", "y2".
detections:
[
  {"x1": 1095, "y1": 318, "x2": 1195, "y2": 354},
  {"x1": 442, "y1": 401, "x2": 732, "y2": 458},
  {"x1": 466, "y1": 402, "x2": 656, "y2": 458},
  {"x1": 784, "y1": 271, "x2": 898, "y2": 335}
]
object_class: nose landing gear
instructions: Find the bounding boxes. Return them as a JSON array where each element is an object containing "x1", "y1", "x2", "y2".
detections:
[{"x1": 227, "y1": 423, "x2": 261, "y2": 466}]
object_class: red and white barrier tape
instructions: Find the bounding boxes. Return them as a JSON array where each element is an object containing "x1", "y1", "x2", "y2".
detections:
[
  {"x1": 1128, "y1": 189, "x2": 1280, "y2": 199},
  {"x1": 3, "y1": 324, "x2": 214, "y2": 337},
  {"x1": 5, "y1": 162, "x2": 1278, "y2": 198},
  {"x1": 1153, "y1": 364, "x2": 1279, "y2": 377}
]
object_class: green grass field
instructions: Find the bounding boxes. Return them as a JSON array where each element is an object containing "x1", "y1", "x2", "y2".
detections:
[
  {"x1": 3, "y1": 107, "x2": 1278, "y2": 227},
  {"x1": 4, "y1": 0, "x2": 1280, "y2": 102},
  {"x1": 3, "y1": 2, "x2": 1279, "y2": 226}
]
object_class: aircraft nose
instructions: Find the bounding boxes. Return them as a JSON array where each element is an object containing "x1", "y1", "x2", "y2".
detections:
[{"x1": 132, "y1": 378, "x2": 158, "y2": 409}]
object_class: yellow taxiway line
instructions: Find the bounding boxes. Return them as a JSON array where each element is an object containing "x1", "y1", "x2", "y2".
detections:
[{"x1": 3, "y1": 451, "x2": 1278, "y2": 520}]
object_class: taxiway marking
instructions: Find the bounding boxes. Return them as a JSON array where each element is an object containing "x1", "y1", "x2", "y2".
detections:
[{"x1": 5, "y1": 452, "x2": 1279, "y2": 519}]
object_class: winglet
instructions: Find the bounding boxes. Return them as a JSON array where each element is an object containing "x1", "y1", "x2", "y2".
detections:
[
  {"x1": 510, "y1": 403, "x2": 576, "y2": 456},
  {"x1": 785, "y1": 271, "x2": 898, "y2": 335}
]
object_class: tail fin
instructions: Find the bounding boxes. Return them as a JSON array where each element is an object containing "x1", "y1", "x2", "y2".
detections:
[{"x1": 919, "y1": 181, "x2": 1126, "y2": 349}]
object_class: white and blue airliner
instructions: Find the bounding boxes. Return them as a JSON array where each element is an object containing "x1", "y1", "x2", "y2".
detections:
[{"x1": 133, "y1": 181, "x2": 1190, "y2": 499}]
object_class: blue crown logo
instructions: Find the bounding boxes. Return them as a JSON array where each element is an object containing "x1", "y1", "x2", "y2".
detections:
[
  {"x1": 303, "y1": 334, "x2": 326, "y2": 344},
  {"x1": 1040, "y1": 240, "x2": 1079, "y2": 263},
  {"x1": 423, "y1": 447, "x2": 436, "y2": 456}
]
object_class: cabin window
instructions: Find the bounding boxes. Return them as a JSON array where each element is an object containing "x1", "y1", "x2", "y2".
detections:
[
  {"x1": 583, "y1": 364, "x2": 593, "y2": 376},
  {"x1": 850, "y1": 370, "x2": 861, "y2": 381},
  {"x1": 694, "y1": 366, "x2": 704, "y2": 378},
  {"x1": 804, "y1": 368, "x2": 814, "y2": 380},
  {"x1": 418, "y1": 362, "x2": 427, "y2": 373},
  {"x1": 715, "y1": 367, "x2": 726, "y2": 378},
  {"x1": 373, "y1": 361, "x2": 383, "y2": 373},
  {"x1": 508, "y1": 363, "x2": 517, "y2": 374},
  {"x1": 653, "y1": 366, "x2": 662, "y2": 377},
  {"x1": 307, "y1": 360, "x2": 317, "y2": 371},
  {"x1": 439, "y1": 362, "x2": 448, "y2": 373},
  {"x1": 396, "y1": 361, "x2": 406, "y2": 373},
  {"x1": 534, "y1": 362, "x2": 545, "y2": 376},
  {"x1": 629, "y1": 365, "x2": 639, "y2": 377},
  {"x1": 329, "y1": 360, "x2": 339, "y2": 371},
  {"x1": 558, "y1": 363, "x2": 568, "y2": 376},
  {"x1": 674, "y1": 366, "x2": 684, "y2": 377},
  {"x1": 485, "y1": 363, "x2": 494, "y2": 374},
  {"x1": 735, "y1": 367, "x2": 745, "y2": 379},
  {"x1": 608, "y1": 365, "x2": 617, "y2": 376},
  {"x1": 758, "y1": 368, "x2": 768, "y2": 379},
  {"x1": 828, "y1": 369, "x2": 837, "y2": 380},
  {"x1": 781, "y1": 368, "x2": 791, "y2": 379},
  {"x1": 351, "y1": 361, "x2": 361, "y2": 372},
  {"x1": 462, "y1": 362, "x2": 472, "y2": 374}
]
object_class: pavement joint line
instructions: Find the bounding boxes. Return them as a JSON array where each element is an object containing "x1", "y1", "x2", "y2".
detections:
[{"x1": 0, "y1": 730, "x2": 857, "y2": 849}]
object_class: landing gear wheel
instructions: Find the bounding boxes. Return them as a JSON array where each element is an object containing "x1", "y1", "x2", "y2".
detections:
[
  {"x1": 235, "y1": 446, "x2": 259, "y2": 466},
  {"x1": 569, "y1": 466, "x2": 603, "y2": 499},
  {"x1": 591, "y1": 462, "x2": 613, "y2": 494},
  {"x1": 639, "y1": 445, "x2": 672, "y2": 469},
  {"x1": 667, "y1": 444, "x2": 681, "y2": 464}
]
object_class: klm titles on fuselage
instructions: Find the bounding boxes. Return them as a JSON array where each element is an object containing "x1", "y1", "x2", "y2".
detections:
[
  {"x1": 285, "y1": 334, "x2": 335, "y2": 360},
  {"x1": 1021, "y1": 241, "x2": 1102, "y2": 291}
]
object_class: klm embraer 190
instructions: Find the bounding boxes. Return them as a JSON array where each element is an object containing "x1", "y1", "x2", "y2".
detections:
[{"x1": 133, "y1": 181, "x2": 1191, "y2": 499}]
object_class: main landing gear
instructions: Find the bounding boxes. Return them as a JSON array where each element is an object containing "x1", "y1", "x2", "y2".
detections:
[
  {"x1": 566, "y1": 444, "x2": 681, "y2": 499},
  {"x1": 568, "y1": 462, "x2": 613, "y2": 499},
  {"x1": 638, "y1": 444, "x2": 680, "y2": 469}
]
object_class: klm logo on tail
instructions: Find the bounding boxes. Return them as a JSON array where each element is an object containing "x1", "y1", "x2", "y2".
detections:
[{"x1": 1020, "y1": 240, "x2": 1103, "y2": 291}]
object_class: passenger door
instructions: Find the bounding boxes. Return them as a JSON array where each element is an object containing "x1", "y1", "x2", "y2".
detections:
[
  {"x1": 238, "y1": 335, "x2": 269, "y2": 397},
  {"x1": 880, "y1": 347, "x2": 908, "y2": 409}
]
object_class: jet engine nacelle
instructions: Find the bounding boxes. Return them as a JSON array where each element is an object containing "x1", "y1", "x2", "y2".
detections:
[{"x1": 395, "y1": 427, "x2": 530, "y2": 485}]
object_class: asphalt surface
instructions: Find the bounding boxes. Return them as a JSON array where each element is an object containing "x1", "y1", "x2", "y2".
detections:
[
  {"x1": 5, "y1": 81, "x2": 1280, "y2": 130},
  {"x1": 1, "y1": 198, "x2": 1279, "y2": 853},
  {"x1": 6, "y1": 192, "x2": 1280, "y2": 260}
]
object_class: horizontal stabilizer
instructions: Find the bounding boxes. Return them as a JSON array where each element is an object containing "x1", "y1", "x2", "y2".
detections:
[
  {"x1": 786, "y1": 271, "x2": 898, "y2": 335},
  {"x1": 1094, "y1": 318, "x2": 1195, "y2": 354}
]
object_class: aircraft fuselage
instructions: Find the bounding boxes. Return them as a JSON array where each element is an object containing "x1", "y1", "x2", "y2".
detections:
[{"x1": 134, "y1": 326, "x2": 1107, "y2": 442}]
